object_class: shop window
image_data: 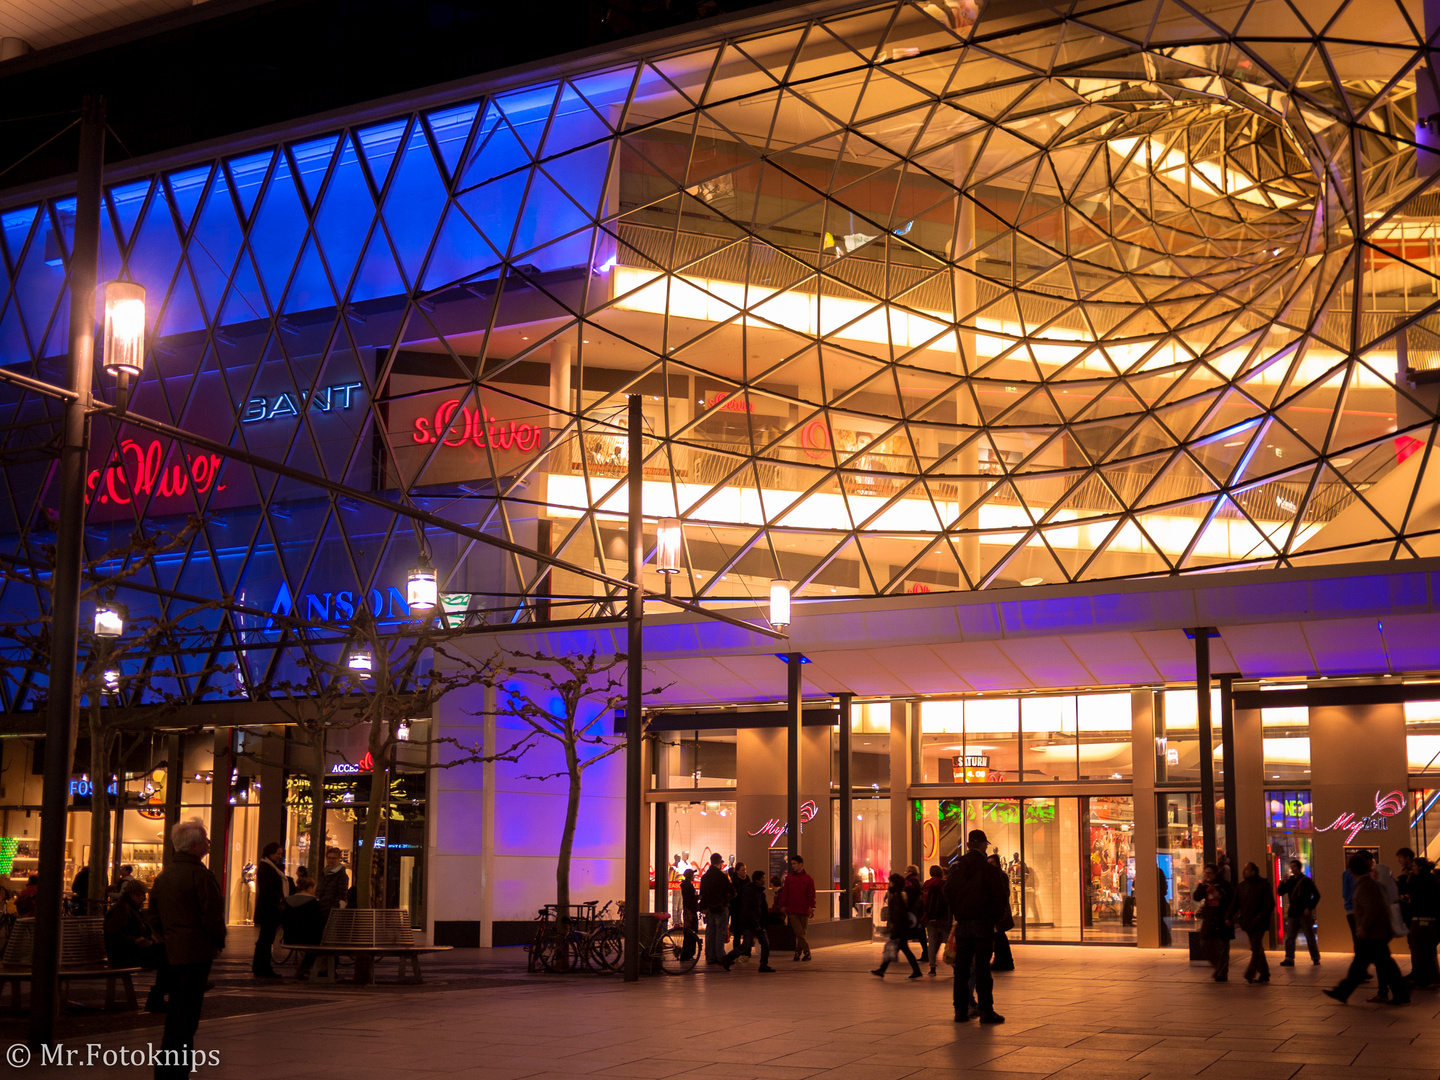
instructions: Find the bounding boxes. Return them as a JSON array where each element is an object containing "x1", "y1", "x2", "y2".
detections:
[
  {"x1": 1265, "y1": 790, "x2": 1313, "y2": 831},
  {"x1": 1262, "y1": 707, "x2": 1310, "y2": 784},
  {"x1": 1022, "y1": 695, "x2": 1077, "y2": 782},
  {"x1": 1157, "y1": 689, "x2": 1220, "y2": 785},
  {"x1": 1411, "y1": 789, "x2": 1440, "y2": 860},
  {"x1": 1404, "y1": 700, "x2": 1440, "y2": 780},
  {"x1": 1078, "y1": 693, "x2": 1132, "y2": 781},
  {"x1": 653, "y1": 730, "x2": 737, "y2": 789}
]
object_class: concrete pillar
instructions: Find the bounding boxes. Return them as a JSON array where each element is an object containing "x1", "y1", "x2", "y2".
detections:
[
  {"x1": 256, "y1": 727, "x2": 286, "y2": 858},
  {"x1": 735, "y1": 727, "x2": 787, "y2": 880},
  {"x1": 425, "y1": 682, "x2": 489, "y2": 946},
  {"x1": 1131, "y1": 690, "x2": 1160, "y2": 948},
  {"x1": 889, "y1": 699, "x2": 914, "y2": 875},
  {"x1": 1231, "y1": 705, "x2": 1267, "y2": 879},
  {"x1": 1309, "y1": 703, "x2": 1408, "y2": 953},
  {"x1": 549, "y1": 340, "x2": 573, "y2": 431}
]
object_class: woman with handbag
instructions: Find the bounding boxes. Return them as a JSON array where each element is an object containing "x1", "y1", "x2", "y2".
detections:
[
  {"x1": 872, "y1": 873, "x2": 923, "y2": 979},
  {"x1": 1193, "y1": 863, "x2": 1235, "y2": 981}
]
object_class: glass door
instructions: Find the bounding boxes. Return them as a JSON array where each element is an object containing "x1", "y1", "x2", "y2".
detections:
[{"x1": 1081, "y1": 796, "x2": 1136, "y2": 943}]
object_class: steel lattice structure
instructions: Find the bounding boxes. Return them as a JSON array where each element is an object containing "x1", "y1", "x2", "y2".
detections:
[{"x1": 0, "y1": 0, "x2": 1438, "y2": 706}]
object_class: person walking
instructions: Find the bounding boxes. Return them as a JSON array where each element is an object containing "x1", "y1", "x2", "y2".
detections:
[
  {"x1": 776, "y1": 854, "x2": 817, "y2": 961},
  {"x1": 150, "y1": 820, "x2": 226, "y2": 1080},
  {"x1": 1277, "y1": 859, "x2": 1321, "y2": 966},
  {"x1": 1370, "y1": 861, "x2": 1408, "y2": 1002},
  {"x1": 1341, "y1": 850, "x2": 1373, "y2": 942},
  {"x1": 1404, "y1": 857, "x2": 1439, "y2": 988},
  {"x1": 1230, "y1": 861, "x2": 1272, "y2": 983},
  {"x1": 71, "y1": 865, "x2": 92, "y2": 915},
  {"x1": 988, "y1": 853, "x2": 1015, "y2": 971},
  {"x1": 943, "y1": 829, "x2": 1011, "y2": 1024},
  {"x1": 679, "y1": 868, "x2": 699, "y2": 962},
  {"x1": 723, "y1": 864, "x2": 774, "y2": 972},
  {"x1": 251, "y1": 841, "x2": 288, "y2": 979},
  {"x1": 872, "y1": 872, "x2": 923, "y2": 979},
  {"x1": 1324, "y1": 852, "x2": 1410, "y2": 1006},
  {"x1": 699, "y1": 852, "x2": 734, "y2": 966},
  {"x1": 1193, "y1": 863, "x2": 1234, "y2": 981},
  {"x1": 103, "y1": 879, "x2": 168, "y2": 1012},
  {"x1": 921, "y1": 865, "x2": 951, "y2": 976}
]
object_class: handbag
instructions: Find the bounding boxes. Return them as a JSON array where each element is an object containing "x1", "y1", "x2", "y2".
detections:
[
  {"x1": 881, "y1": 938, "x2": 899, "y2": 964},
  {"x1": 942, "y1": 927, "x2": 957, "y2": 966},
  {"x1": 996, "y1": 910, "x2": 1015, "y2": 934}
]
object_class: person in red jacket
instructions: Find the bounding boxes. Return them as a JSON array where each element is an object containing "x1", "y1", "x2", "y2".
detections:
[{"x1": 776, "y1": 855, "x2": 817, "y2": 961}]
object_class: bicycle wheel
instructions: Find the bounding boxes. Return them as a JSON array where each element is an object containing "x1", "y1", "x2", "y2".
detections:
[
  {"x1": 532, "y1": 927, "x2": 569, "y2": 972},
  {"x1": 656, "y1": 927, "x2": 701, "y2": 975},
  {"x1": 588, "y1": 925, "x2": 625, "y2": 973}
]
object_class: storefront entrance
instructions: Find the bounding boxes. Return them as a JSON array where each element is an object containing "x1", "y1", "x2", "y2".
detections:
[{"x1": 925, "y1": 796, "x2": 1136, "y2": 944}]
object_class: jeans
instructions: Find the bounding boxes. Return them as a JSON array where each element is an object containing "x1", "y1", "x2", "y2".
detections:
[
  {"x1": 877, "y1": 934, "x2": 920, "y2": 975},
  {"x1": 1284, "y1": 909, "x2": 1319, "y2": 962},
  {"x1": 951, "y1": 932, "x2": 994, "y2": 1015},
  {"x1": 1409, "y1": 921, "x2": 1439, "y2": 985},
  {"x1": 1331, "y1": 939, "x2": 1408, "y2": 1003},
  {"x1": 704, "y1": 906, "x2": 729, "y2": 964},
  {"x1": 252, "y1": 914, "x2": 280, "y2": 975},
  {"x1": 726, "y1": 924, "x2": 769, "y2": 966},
  {"x1": 788, "y1": 914, "x2": 811, "y2": 957},
  {"x1": 1243, "y1": 929, "x2": 1269, "y2": 981},
  {"x1": 925, "y1": 919, "x2": 951, "y2": 971},
  {"x1": 1207, "y1": 934, "x2": 1230, "y2": 979},
  {"x1": 156, "y1": 959, "x2": 211, "y2": 1080}
]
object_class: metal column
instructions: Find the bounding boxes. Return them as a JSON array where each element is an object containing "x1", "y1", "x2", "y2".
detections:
[
  {"x1": 30, "y1": 93, "x2": 104, "y2": 1050},
  {"x1": 786, "y1": 655, "x2": 802, "y2": 867},
  {"x1": 837, "y1": 691, "x2": 853, "y2": 918},
  {"x1": 1194, "y1": 629, "x2": 1217, "y2": 868},
  {"x1": 1219, "y1": 673, "x2": 1238, "y2": 871},
  {"x1": 623, "y1": 394, "x2": 643, "y2": 982}
]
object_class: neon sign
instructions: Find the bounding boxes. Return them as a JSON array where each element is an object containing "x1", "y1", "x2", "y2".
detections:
[
  {"x1": 747, "y1": 800, "x2": 818, "y2": 848},
  {"x1": 800, "y1": 420, "x2": 831, "y2": 459},
  {"x1": 86, "y1": 439, "x2": 227, "y2": 506},
  {"x1": 330, "y1": 751, "x2": 374, "y2": 775},
  {"x1": 704, "y1": 392, "x2": 752, "y2": 413},
  {"x1": 70, "y1": 778, "x2": 119, "y2": 798},
  {"x1": 411, "y1": 400, "x2": 544, "y2": 451},
  {"x1": 240, "y1": 382, "x2": 364, "y2": 423},
  {"x1": 265, "y1": 581, "x2": 412, "y2": 628},
  {"x1": 1316, "y1": 790, "x2": 1406, "y2": 844}
]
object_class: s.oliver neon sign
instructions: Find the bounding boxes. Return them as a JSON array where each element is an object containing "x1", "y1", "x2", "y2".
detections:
[
  {"x1": 1316, "y1": 790, "x2": 1406, "y2": 844},
  {"x1": 411, "y1": 399, "x2": 544, "y2": 451},
  {"x1": 86, "y1": 439, "x2": 226, "y2": 506}
]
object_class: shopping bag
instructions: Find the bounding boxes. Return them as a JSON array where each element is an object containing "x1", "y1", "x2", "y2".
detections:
[
  {"x1": 881, "y1": 938, "x2": 899, "y2": 964},
  {"x1": 942, "y1": 928, "x2": 957, "y2": 966}
]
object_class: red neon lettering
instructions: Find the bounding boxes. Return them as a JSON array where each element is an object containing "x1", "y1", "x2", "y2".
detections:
[
  {"x1": 705, "y1": 392, "x2": 752, "y2": 413},
  {"x1": 800, "y1": 419, "x2": 831, "y2": 460},
  {"x1": 409, "y1": 399, "x2": 545, "y2": 453},
  {"x1": 85, "y1": 438, "x2": 227, "y2": 507},
  {"x1": 1316, "y1": 790, "x2": 1406, "y2": 844}
]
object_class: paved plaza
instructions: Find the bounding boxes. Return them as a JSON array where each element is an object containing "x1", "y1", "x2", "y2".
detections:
[{"x1": 8, "y1": 932, "x2": 1439, "y2": 1080}]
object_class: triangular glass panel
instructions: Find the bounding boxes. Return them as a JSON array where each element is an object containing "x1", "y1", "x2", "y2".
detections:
[
  {"x1": 426, "y1": 102, "x2": 480, "y2": 182},
  {"x1": 357, "y1": 120, "x2": 409, "y2": 191}
]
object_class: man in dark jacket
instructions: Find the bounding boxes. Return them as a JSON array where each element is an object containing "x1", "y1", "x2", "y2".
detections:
[
  {"x1": 943, "y1": 829, "x2": 1010, "y2": 1024},
  {"x1": 315, "y1": 846, "x2": 349, "y2": 914},
  {"x1": 722, "y1": 862, "x2": 773, "y2": 972},
  {"x1": 1405, "y1": 858, "x2": 1439, "y2": 987},
  {"x1": 103, "y1": 879, "x2": 167, "y2": 1012},
  {"x1": 151, "y1": 820, "x2": 226, "y2": 1080},
  {"x1": 1229, "y1": 861, "x2": 1273, "y2": 983},
  {"x1": 1325, "y1": 852, "x2": 1409, "y2": 1005},
  {"x1": 284, "y1": 877, "x2": 328, "y2": 980},
  {"x1": 1277, "y1": 859, "x2": 1321, "y2": 966},
  {"x1": 699, "y1": 853, "x2": 735, "y2": 965},
  {"x1": 252, "y1": 841, "x2": 288, "y2": 979}
]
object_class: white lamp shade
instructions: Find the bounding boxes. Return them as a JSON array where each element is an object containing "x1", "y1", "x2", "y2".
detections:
[
  {"x1": 102, "y1": 669, "x2": 120, "y2": 692},
  {"x1": 347, "y1": 647, "x2": 373, "y2": 673},
  {"x1": 102, "y1": 281, "x2": 146, "y2": 378},
  {"x1": 769, "y1": 578, "x2": 791, "y2": 629},
  {"x1": 396, "y1": 720, "x2": 411, "y2": 741},
  {"x1": 407, "y1": 562, "x2": 438, "y2": 609},
  {"x1": 94, "y1": 606, "x2": 124, "y2": 637},
  {"x1": 656, "y1": 517, "x2": 682, "y2": 574}
]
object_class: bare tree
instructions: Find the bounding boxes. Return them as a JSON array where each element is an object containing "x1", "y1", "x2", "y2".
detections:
[{"x1": 477, "y1": 649, "x2": 668, "y2": 924}]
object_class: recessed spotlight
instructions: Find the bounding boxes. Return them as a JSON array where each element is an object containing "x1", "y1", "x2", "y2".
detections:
[
  {"x1": 1020, "y1": 576, "x2": 1044, "y2": 586},
  {"x1": 1331, "y1": 457, "x2": 1352, "y2": 467}
]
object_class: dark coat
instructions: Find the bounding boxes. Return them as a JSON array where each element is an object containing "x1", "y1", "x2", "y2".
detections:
[
  {"x1": 254, "y1": 859, "x2": 287, "y2": 925},
  {"x1": 102, "y1": 898, "x2": 154, "y2": 967},
  {"x1": 922, "y1": 875, "x2": 950, "y2": 924},
  {"x1": 282, "y1": 894, "x2": 326, "y2": 945},
  {"x1": 1277, "y1": 872, "x2": 1319, "y2": 913},
  {"x1": 680, "y1": 879, "x2": 698, "y2": 917},
  {"x1": 942, "y1": 850, "x2": 1009, "y2": 936},
  {"x1": 1352, "y1": 875, "x2": 1393, "y2": 940},
  {"x1": 729, "y1": 878, "x2": 765, "y2": 932},
  {"x1": 1229, "y1": 876, "x2": 1273, "y2": 937},
  {"x1": 883, "y1": 886, "x2": 913, "y2": 939},
  {"x1": 150, "y1": 851, "x2": 227, "y2": 965},
  {"x1": 1192, "y1": 880, "x2": 1234, "y2": 940},
  {"x1": 699, "y1": 865, "x2": 735, "y2": 913},
  {"x1": 315, "y1": 864, "x2": 349, "y2": 912},
  {"x1": 1410, "y1": 868, "x2": 1440, "y2": 921}
]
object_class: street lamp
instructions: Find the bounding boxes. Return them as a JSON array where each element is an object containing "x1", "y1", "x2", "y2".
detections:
[
  {"x1": 102, "y1": 669, "x2": 120, "y2": 694},
  {"x1": 406, "y1": 550, "x2": 438, "y2": 610},
  {"x1": 656, "y1": 518, "x2": 682, "y2": 575},
  {"x1": 102, "y1": 282, "x2": 146, "y2": 384},
  {"x1": 93, "y1": 604, "x2": 124, "y2": 638},
  {"x1": 769, "y1": 579, "x2": 791, "y2": 633},
  {"x1": 396, "y1": 720, "x2": 411, "y2": 742},
  {"x1": 347, "y1": 645, "x2": 373, "y2": 673}
]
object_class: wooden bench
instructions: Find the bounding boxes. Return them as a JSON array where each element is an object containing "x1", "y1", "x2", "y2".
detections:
[
  {"x1": 0, "y1": 917, "x2": 142, "y2": 1012},
  {"x1": 298, "y1": 909, "x2": 450, "y2": 985}
]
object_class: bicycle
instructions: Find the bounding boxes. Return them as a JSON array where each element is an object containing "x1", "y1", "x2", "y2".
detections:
[
  {"x1": 634, "y1": 912, "x2": 700, "y2": 975},
  {"x1": 528, "y1": 900, "x2": 622, "y2": 973}
]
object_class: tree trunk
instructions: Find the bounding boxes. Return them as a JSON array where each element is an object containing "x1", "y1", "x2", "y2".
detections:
[
  {"x1": 552, "y1": 745, "x2": 583, "y2": 971},
  {"x1": 86, "y1": 709, "x2": 110, "y2": 917},
  {"x1": 355, "y1": 716, "x2": 388, "y2": 909},
  {"x1": 307, "y1": 732, "x2": 326, "y2": 877}
]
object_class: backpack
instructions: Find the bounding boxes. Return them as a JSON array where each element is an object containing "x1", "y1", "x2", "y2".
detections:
[{"x1": 923, "y1": 881, "x2": 948, "y2": 922}]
